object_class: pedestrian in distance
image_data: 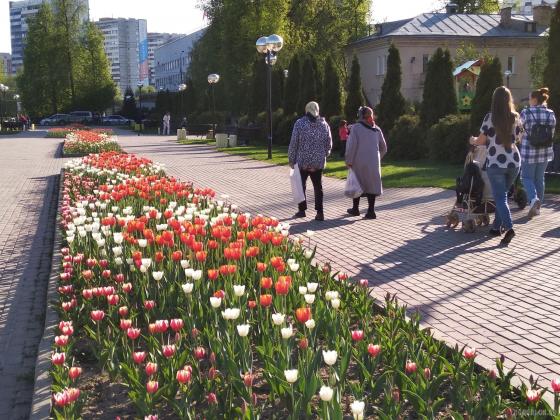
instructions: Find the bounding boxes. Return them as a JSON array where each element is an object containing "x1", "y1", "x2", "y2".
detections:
[
  {"x1": 520, "y1": 87, "x2": 557, "y2": 219},
  {"x1": 338, "y1": 119, "x2": 350, "y2": 158},
  {"x1": 163, "y1": 112, "x2": 171, "y2": 135},
  {"x1": 345, "y1": 106, "x2": 387, "y2": 219},
  {"x1": 470, "y1": 86, "x2": 523, "y2": 246},
  {"x1": 288, "y1": 101, "x2": 333, "y2": 221}
]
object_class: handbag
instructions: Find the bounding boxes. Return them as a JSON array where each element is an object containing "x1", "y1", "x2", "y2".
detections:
[
  {"x1": 344, "y1": 169, "x2": 363, "y2": 198},
  {"x1": 526, "y1": 108, "x2": 554, "y2": 148},
  {"x1": 289, "y1": 163, "x2": 306, "y2": 204}
]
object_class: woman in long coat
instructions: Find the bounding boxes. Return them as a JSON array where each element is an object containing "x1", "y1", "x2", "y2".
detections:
[{"x1": 345, "y1": 106, "x2": 387, "y2": 219}]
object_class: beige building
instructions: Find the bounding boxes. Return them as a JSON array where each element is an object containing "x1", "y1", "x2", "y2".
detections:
[{"x1": 348, "y1": 3, "x2": 553, "y2": 106}]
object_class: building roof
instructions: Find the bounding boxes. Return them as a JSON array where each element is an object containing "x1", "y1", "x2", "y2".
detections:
[{"x1": 353, "y1": 12, "x2": 548, "y2": 46}]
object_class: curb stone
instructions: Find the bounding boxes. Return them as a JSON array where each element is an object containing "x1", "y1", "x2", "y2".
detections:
[{"x1": 30, "y1": 170, "x2": 63, "y2": 419}]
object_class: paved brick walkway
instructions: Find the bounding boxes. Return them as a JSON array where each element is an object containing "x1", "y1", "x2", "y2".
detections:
[
  {"x1": 0, "y1": 131, "x2": 62, "y2": 419},
  {"x1": 120, "y1": 134, "x2": 560, "y2": 392}
]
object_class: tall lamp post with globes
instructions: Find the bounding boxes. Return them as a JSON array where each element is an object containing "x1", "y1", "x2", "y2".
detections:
[
  {"x1": 207, "y1": 73, "x2": 220, "y2": 139},
  {"x1": 0, "y1": 83, "x2": 9, "y2": 128},
  {"x1": 137, "y1": 81, "x2": 144, "y2": 135},
  {"x1": 256, "y1": 34, "x2": 284, "y2": 159},
  {"x1": 178, "y1": 83, "x2": 187, "y2": 123}
]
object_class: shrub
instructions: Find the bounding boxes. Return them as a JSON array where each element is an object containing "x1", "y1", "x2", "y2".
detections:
[
  {"x1": 328, "y1": 115, "x2": 345, "y2": 151},
  {"x1": 238, "y1": 114, "x2": 249, "y2": 127},
  {"x1": 275, "y1": 112, "x2": 299, "y2": 145},
  {"x1": 426, "y1": 114, "x2": 470, "y2": 163},
  {"x1": 387, "y1": 114, "x2": 426, "y2": 160}
]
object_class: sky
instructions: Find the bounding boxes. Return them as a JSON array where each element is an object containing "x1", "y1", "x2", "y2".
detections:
[{"x1": 0, "y1": 0, "x2": 443, "y2": 54}]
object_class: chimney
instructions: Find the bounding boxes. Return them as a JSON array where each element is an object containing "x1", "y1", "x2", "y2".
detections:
[
  {"x1": 500, "y1": 6, "x2": 512, "y2": 28},
  {"x1": 533, "y1": 5, "x2": 553, "y2": 27},
  {"x1": 446, "y1": 2, "x2": 459, "y2": 14}
]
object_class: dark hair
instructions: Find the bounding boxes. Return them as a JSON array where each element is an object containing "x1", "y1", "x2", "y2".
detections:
[
  {"x1": 339, "y1": 119, "x2": 347, "y2": 127},
  {"x1": 530, "y1": 87, "x2": 550, "y2": 105},
  {"x1": 491, "y1": 86, "x2": 518, "y2": 149}
]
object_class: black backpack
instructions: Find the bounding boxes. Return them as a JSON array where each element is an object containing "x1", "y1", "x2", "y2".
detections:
[{"x1": 526, "y1": 108, "x2": 554, "y2": 148}]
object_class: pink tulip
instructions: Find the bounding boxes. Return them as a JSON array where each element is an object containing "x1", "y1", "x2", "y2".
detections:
[
  {"x1": 359, "y1": 279, "x2": 369, "y2": 287},
  {"x1": 133, "y1": 351, "x2": 146, "y2": 364},
  {"x1": 90, "y1": 310, "x2": 105, "y2": 322},
  {"x1": 82, "y1": 289, "x2": 93, "y2": 300},
  {"x1": 146, "y1": 380, "x2": 159, "y2": 394},
  {"x1": 551, "y1": 378, "x2": 560, "y2": 393},
  {"x1": 194, "y1": 346, "x2": 206, "y2": 360},
  {"x1": 405, "y1": 360, "x2": 417, "y2": 374},
  {"x1": 55, "y1": 335, "x2": 69, "y2": 347},
  {"x1": 53, "y1": 391, "x2": 69, "y2": 407},
  {"x1": 52, "y1": 352, "x2": 65, "y2": 365},
  {"x1": 423, "y1": 367, "x2": 431, "y2": 380},
  {"x1": 207, "y1": 392, "x2": 218, "y2": 404},
  {"x1": 66, "y1": 387, "x2": 80, "y2": 402},
  {"x1": 367, "y1": 343, "x2": 381, "y2": 357},
  {"x1": 122, "y1": 282, "x2": 132, "y2": 293},
  {"x1": 170, "y1": 318, "x2": 184, "y2": 332},
  {"x1": 118, "y1": 306, "x2": 129, "y2": 317},
  {"x1": 144, "y1": 300, "x2": 156, "y2": 310},
  {"x1": 69, "y1": 366, "x2": 82, "y2": 380},
  {"x1": 127, "y1": 328, "x2": 141, "y2": 340},
  {"x1": 145, "y1": 362, "x2": 158, "y2": 376},
  {"x1": 463, "y1": 347, "x2": 476, "y2": 360},
  {"x1": 119, "y1": 319, "x2": 132, "y2": 330},
  {"x1": 351, "y1": 330, "x2": 364, "y2": 342},
  {"x1": 162, "y1": 344, "x2": 176, "y2": 358},
  {"x1": 176, "y1": 369, "x2": 192, "y2": 384},
  {"x1": 526, "y1": 389, "x2": 540, "y2": 403},
  {"x1": 154, "y1": 319, "x2": 169, "y2": 333},
  {"x1": 107, "y1": 294, "x2": 119, "y2": 306}
]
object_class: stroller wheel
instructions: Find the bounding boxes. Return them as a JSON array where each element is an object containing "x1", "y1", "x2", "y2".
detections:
[
  {"x1": 475, "y1": 216, "x2": 484, "y2": 226},
  {"x1": 446, "y1": 210, "x2": 459, "y2": 228},
  {"x1": 482, "y1": 215, "x2": 490, "y2": 226},
  {"x1": 462, "y1": 218, "x2": 476, "y2": 233}
]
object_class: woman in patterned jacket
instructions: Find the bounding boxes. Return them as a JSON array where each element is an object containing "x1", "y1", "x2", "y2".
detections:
[{"x1": 288, "y1": 102, "x2": 333, "y2": 221}]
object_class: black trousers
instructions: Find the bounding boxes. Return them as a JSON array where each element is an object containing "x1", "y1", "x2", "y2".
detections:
[
  {"x1": 340, "y1": 141, "x2": 347, "y2": 157},
  {"x1": 352, "y1": 193, "x2": 376, "y2": 211},
  {"x1": 298, "y1": 169, "x2": 324, "y2": 212}
]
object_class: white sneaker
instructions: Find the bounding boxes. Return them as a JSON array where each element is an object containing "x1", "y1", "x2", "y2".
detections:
[{"x1": 528, "y1": 198, "x2": 541, "y2": 219}]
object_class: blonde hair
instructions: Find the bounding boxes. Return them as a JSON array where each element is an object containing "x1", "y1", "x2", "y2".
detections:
[{"x1": 531, "y1": 87, "x2": 550, "y2": 105}]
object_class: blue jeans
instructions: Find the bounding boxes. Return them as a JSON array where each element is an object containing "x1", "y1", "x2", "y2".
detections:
[
  {"x1": 486, "y1": 166, "x2": 520, "y2": 231},
  {"x1": 522, "y1": 161, "x2": 548, "y2": 203}
]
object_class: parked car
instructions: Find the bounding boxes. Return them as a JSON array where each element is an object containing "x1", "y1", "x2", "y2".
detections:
[
  {"x1": 102, "y1": 115, "x2": 132, "y2": 125},
  {"x1": 68, "y1": 111, "x2": 93, "y2": 123},
  {"x1": 40, "y1": 114, "x2": 71, "y2": 126}
]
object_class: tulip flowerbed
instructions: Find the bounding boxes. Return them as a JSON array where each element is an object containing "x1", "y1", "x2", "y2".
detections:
[
  {"x1": 62, "y1": 130, "x2": 121, "y2": 157},
  {"x1": 51, "y1": 151, "x2": 560, "y2": 419},
  {"x1": 47, "y1": 127, "x2": 115, "y2": 139}
]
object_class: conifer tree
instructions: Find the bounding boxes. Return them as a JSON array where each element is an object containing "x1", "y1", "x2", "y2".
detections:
[
  {"x1": 377, "y1": 44, "x2": 406, "y2": 133},
  {"x1": 470, "y1": 57, "x2": 503, "y2": 134},
  {"x1": 121, "y1": 87, "x2": 137, "y2": 119},
  {"x1": 344, "y1": 55, "x2": 365, "y2": 121},
  {"x1": 299, "y1": 56, "x2": 320, "y2": 111},
  {"x1": 322, "y1": 56, "x2": 342, "y2": 119},
  {"x1": 284, "y1": 55, "x2": 301, "y2": 115},
  {"x1": 544, "y1": 1, "x2": 560, "y2": 119}
]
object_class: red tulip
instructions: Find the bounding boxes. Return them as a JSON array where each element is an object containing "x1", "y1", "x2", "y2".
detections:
[
  {"x1": 367, "y1": 343, "x2": 381, "y2": 357},
  {"x1": 274, "y1": 279, "x2": 290, "y2": 295},
  {"x1": 405, "y1": 360, "x2": 417, "y2": 374},
  {"x1": 552, "y1": 378, "x2": 560, "y2": 393},
  {"x1": 114, "y1": 273, "x2": 125, "y2": 283},
  {"x1": 90, "y1": 310, "x2": 105, "y2": 322},
  {"x1": 295, "y1": 307, "x2": 311, "y2": 323},
  {"x1": 256, "y1": 262, "x2": 267, "y2": 272},
  {"x1": 122, "y1": 282, "x2": 133, "y2": 293},
  {"x1": 172, "y1": 250, "x2": 182, "y2": 261},
  {"x1": 260, "y1": 294, "x2": 272, "y2": 307},
  {"x1": 99, "y1": 259, "x2": 108, "y2": 268},
  {"x1": 55, "y1": 335, "x2": 69, "y2": 347},
  {"x1": 463, "y1": 347, "x2": 477, "y2": 360},
  {"x1": 423, "y1": 367, "x2": 431, "y2": 380},
  {"x1": 194, "y1": 346, "x2": 206, "y2": 360},
  {"x1": 145, "y1": 362, "x2": 158, "y2": 376},
  {"x1": 120, "y1": 319, "x2": 132, "y2": 330},
  {"x1": 102, "y1": 269, "x2": 111, "y2": 279},
  {"x1": 127, "y1": 327, "x2": 141, "y2": 340},
  {"x1": 247, "y1": 300, "x2": 257, "y2": 309},
  {"x1": 214, "y1": 289, "x2": 225, "y2": 299},
  {"x1": 207, "y1": 269, "x2": 218, "y2": 280},
  {"x1": 133, "y1": 351, "x2": 146, "y2": 364},
  {"x1": 243, "y1": 372, "x2": 254, "y2": 387},
  {"x1": 298, "y1": 337, "x2": 308, "y2": 350},
  {"x1": 52, "y1": 352, "x2": 65, "y2": 365},
  {"x1": 359, "y1": 279, "x2": 369, "y2": 288},
  {"x1": 162, "y1": 344, "x2": 176, "y2": 358},
  {"x1": 69, "y1": 366, "x2": 82, "y2": 380},
  {"x1": 107, "y1": 294, "x2": 120, "y2": 305},
  {"x1": 207, "y1": 392, "x2": 218, "y2": 405},
  {"x1": 260, "y1": 277, "x2": 273, "y2": 289},
  {"x1": 526, "y1": 389, "x2": 540, "y2": 403},
  {"x1": 176, "y1": 368, "x2": 192, "y2": 384},
  {"x1": 351, "y1": 330, "x2": 364, "y2": 342},
  {"x1": 144, "y1": 300, "x2": 156, "y2": 310},
  {"x1": 146, "y1": 380, "x2": 159, "y2": 394},
  {"x1": 170, "y1": 318, "x2": 184, "y2": 332},
  {"x1": 195, "y1": 251, "x2": 207, "y2": 262}
]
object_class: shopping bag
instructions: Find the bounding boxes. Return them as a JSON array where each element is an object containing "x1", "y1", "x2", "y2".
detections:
[
  {"x1": 344, "y1": 169, "x2": 363, "y2": 198},
  {"x1": 290, "y1": 164, "x2": 306, "y2": 203}
]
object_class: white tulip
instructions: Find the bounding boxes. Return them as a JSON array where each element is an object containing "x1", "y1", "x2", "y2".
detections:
[
  {"x1": 306, "y1": 282, "x2": 318, "y2": 293},
  {"x1": 140, "y1": 265, "x2": 147, "y2": 273},
  {"x1": 182, "y1": 283, "x2": 194, "y2": 294},
  {"x1": 112, "y1": 246, "x2": 122, "y2": 256},
  {"x1": 138, "y1": 239, "x2": 147, "y2": 248},
  {"x1": 210, "y1": 297, "x2": 222, "y2": 308},
  {"x1": 322, "y1": 350, "x2": 337, "y2": 366},
  {"x1": 152, "y1": 271, "x2": 164, "y2": 281},
  {"x1": 319, "y1": 386, "x2": 334, "y2": 402},
  {"x1": 180, "y1": 260, "x2": 190, "y2": 269},
  {"x1": 284, "y1": 369, "x2": 298, "y2": 384},
  {"x1": 304, "y1": 294, "x2": 316, "y2": 304},
  {"x1": 305, "y1": 319, "x2": 316, "y2": 330},
  {"x1": 331, "y1": 298, "x2": 341, "y2": 309},
  {"x1": 233, "y1": 285, "x2": 246, "y2": 297},
  {"x1": 271, "y1": 313, "x2": 285, "y2": 326},
  {"x1": 141, "y1": 258, "x2": 152, "y2": 268},
  {"x1": 113, "y1": 233, "x2": 123, "y2": 244},
  {"x1": 184, "y1": 268, "x2": 194, "y2": 278},
  {"x1": 236, "y1": 324, "x2": 250, "y2": 337},
  {"x1": 96, "y1": 239, "x2": 105, "y2": 247},
  {"x1": 289, "y1": 263, "x2": 300, "y2": 272},
  {"x1": 281, "y1": 326, "x2": 294, "y2": 339},
  {"x1": 192, "y1": 270, "x2": 202, "y2": 281},
  {"x1": 221, "y1": 308, "x2": 241, "y2": 320},
  {"x1": 114, "y1": 257, "x2": 123, "y2": 266},
  {"x1": 350, "y1": 401, "x2": 365, "y2": 420},
  {"x1": 287, "y1": 258, "x2": 296, "y2": 265},
  {"x1": 298, "y1": 286, "x2": 307, "y2": 295}
]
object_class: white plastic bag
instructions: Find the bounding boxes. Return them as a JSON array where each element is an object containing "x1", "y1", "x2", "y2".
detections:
[
  {"x1": 290, "y1": 163, "x2": 306, "y2": 204},
  {"x1": 344, "y1": 169, "x2": 363, "y2": 198}
]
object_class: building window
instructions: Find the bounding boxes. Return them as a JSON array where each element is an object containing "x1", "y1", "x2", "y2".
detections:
[
  {"x1": 507, "y1": 56, "x2": 515, "y2": 74},
  {"x1": 377, "y1": 56, "x2": 386, "y2": 75},
  {"x1": 422, "y1": 54, "x2": 430, "y2": 73}
]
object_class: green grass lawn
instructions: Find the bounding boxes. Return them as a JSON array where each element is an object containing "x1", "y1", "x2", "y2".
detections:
[
  {"x1": 217, "y1": 144, "x2": 560, "y2": 193},
  {"x1": 178, "y1": 137, "x2": 215, "y2": 145}
]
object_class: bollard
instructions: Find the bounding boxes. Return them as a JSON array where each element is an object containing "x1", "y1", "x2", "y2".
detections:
[
  {"x1": 158, "y1": 127, "x2": 161, "y2": 135},
  {"x1": 31, "y1": 123, "x2": 35, "y2": 131}
]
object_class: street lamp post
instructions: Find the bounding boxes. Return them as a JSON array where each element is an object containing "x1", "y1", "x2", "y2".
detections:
[
  {"x1": 207, "y1": 73, "x2": 220, "y2": 139},
  {"x1": 256, "y1": 34, "x2": 284, "y2": 159},
  {"x1": 137, "y1": 82, "x2": 144, "y2": 136},
  {"x1": 178, "y1": 83, "x2": 187, "y2": 122},
  {"x1": 504, "y1": 70, "x2": 512, "y2": 88},
  {"x1": 0, "y1": 84, "x2": 9, "y2": 129}
]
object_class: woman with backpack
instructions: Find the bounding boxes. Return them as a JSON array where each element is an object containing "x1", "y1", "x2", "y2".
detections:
[
  {"x1": 520, "y1": 87, "x2": 557, "y2": 219},
  {"x1": 470, "y1": 86, "x2": 523, "y2": 245}
]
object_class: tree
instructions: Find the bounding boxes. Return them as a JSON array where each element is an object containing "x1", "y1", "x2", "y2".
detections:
[
  {"x1": 377, "y1": 44, "x2": 406, "y2": 133},
  {"x1": 530, "y1": 40, "x2": 548, "y2": 89},
  {"x1": 441, "y1": 0, "x2": 500, "y2": 13},
  {"x1": 544, "y1": 1, "x2": 560, "y2": 119},
  {"x1": 420, "y1": 48, "x2": 457, "y2": 128},
  {"x1": 344, "y1": 55, "x2": 365, "y2": 121},
  {"x1": 120, "y1": 87, "x2": 137, "y2": 119},
  {"x1": 284, "y1": 54, "x2": 301, "y2": 115},
  {"x1": 453, "y1": 41, "x2": 492, "y2": 67},
  {"x1": 248, "y1": 58, "x2": 267, "y2": 120},
  {"x1": 75, "y1": 22, "x2": 116, "y2": 112},
  {"x1": 322, "y1": 56, "x2": 342, "y2": 119},
  {"x1": 299, "y1": 56, "x2": 321, "y2": 111},
  {"x1": 469, "y1": 57, "x2": 503, "y2": 134}
]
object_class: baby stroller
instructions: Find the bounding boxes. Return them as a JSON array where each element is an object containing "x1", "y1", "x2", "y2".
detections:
[{"x1": 446, "y1": 145, "x2": 495, "y2": 232}]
